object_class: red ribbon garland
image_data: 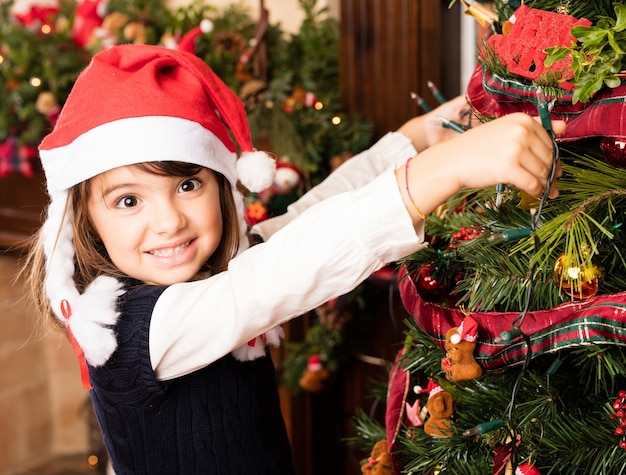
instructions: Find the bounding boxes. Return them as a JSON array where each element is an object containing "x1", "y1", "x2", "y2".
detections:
[{"x1": 60, "y1": 299, "x2": 93, "y2": 390}]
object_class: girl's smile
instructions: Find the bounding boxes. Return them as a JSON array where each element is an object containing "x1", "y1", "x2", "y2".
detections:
[{"x1": 87, "y1": 164, "x2": 223, "y2": 285}]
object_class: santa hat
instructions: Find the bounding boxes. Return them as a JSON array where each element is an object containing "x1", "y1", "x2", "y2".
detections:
[
  {"x1": 273, "y1": 162, "x2": 302, "y2": 191},
  {"x1": 414, "y1": 380, "x2": 444, "y2": 399},
  {"x1": 176, "y1": 19, "x2": 214, "y2": 54},
  {"x1": 38, "y1": 44, "x2": 276, "y2": 377},
  {"x1": 449, "y1": 315, "x2": 478, "y2": 345}
]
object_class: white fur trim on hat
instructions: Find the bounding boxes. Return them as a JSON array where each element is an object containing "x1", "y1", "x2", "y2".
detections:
[
  {"x1": 40, "y1": 116, "x2": 238, "y2": 194},
  {"x1": 42, "y1": 190, "x2": 124, "y2": 367}
]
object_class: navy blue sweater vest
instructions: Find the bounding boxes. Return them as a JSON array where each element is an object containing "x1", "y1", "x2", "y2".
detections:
[{"x1": 88, "y1": 282, "x2": 295, "y2": 474}]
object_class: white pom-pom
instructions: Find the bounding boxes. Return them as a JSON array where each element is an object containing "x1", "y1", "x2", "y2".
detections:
[
  {"x1": 236, "y1": 151, "x2": 276, "y2": 192},
  {"x1": 199, "y1": 18, "x2": 213, "y2": 34},
  {"x1": 450, "y1": 333, "x2": 461, "y2": 345},
  {"x1": 68, "y1": 276, "x2": 125, "y2": 367}
]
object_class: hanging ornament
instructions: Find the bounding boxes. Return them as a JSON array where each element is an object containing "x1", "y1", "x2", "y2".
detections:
[
  {"x1": 123, "y1": 21, "x2": 147, "y2": 45},
  {"x1": 405, "y1": 384, "x2": 427, "y2": 428},
  {"x1": 553, "y1": 251, "x2": 602, "y2": 300},
  {"x1": 459, "y1": 0, "x2": 499, "y2": 28},
  {"x1": 517, "y1": 190, "x2": 540, "y2": 211},
  {"x1": 360, "y1": 440, "x2": 392, "y2": 475},
  {"x1": 441, "y1": 315, "x2": 483, "y2": 381},
  {"x1": 177, "y1": 19, "x2": 214, "y2": 54},
  {"x1": 600, "y1": 137, "x2": 626, "y2": 168},
  {"x1": 244, "y1": 195, "x2": 268, "y2": 226},
  {"x1": 556, "y1": 0, "x2": 571, "y2": 15},
  {"x1": 10, "y1": 0, "x2": 59, "y2": 31},
  {"x1": 298, "y1": 354, "x2": 330, "y2": 393},
  {"x1": 414, "y1": 264, "x2": 448, "y2": 303},
  {"x1": 91, "y1": 11, "x2": 128, "y2": 50},
  {"x1": 418, "y1": 381, "x2": 454, "y2": 438},
  {"x1": 485, "y1": 5, "x2": 591, "y2": 88},
  {"x1": 35, "y1": 91, "x2": 61, "y2": 126},
  {"x1": 72, "y1": 0, "x2": 108, "y2": 48},
  {"x1": 516, "y1": 462, "x2": 543, "y2": 475},
  {"x1": 259, "y1": 161, "x2": 303, "y2": 218}
]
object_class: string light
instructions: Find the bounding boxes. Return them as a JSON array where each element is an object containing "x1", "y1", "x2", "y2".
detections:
[{"x1": 497, "y1": 86, "x2": 559, "y2": 471}]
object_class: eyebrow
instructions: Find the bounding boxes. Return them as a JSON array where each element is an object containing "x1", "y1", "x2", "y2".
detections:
[{"x1": 99, "y1": 182, "x2": 138, "y2": 199}]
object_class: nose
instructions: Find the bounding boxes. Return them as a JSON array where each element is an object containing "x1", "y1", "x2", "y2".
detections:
[{"x1": 150, "y1": 199, "x2": 186, "y2": 235}]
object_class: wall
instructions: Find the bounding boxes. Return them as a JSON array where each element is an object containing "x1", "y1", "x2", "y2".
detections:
[
  {"x1": 0, "y1": 255, "x2": 90, "y2": 474},
  {"x1": 168, "y1": 0, "x2": 338, "y2": 33}
]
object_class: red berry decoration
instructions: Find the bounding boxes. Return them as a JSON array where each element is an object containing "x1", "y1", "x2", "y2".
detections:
[
  {"x1": 612, "y1": 390, "x2": 626, "y2": 449},
  {"x1": 600, "y1": 137, "x2": 626, "y2": 168},
  {"x1": 450, "y1": 225, "x2": 483, "y2": 247}
]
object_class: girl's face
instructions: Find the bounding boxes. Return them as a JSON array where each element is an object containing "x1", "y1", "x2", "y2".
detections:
[{"x1": 87, "y1": 164, "x2": 223, "y2": 285}]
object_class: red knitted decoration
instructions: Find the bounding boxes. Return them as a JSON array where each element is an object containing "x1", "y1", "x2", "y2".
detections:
[{"x1": 487, "y1": 5, "x2": 591, "y2": 86}]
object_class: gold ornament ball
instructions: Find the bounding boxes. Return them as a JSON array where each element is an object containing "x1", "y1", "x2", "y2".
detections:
[{"x1": 553, "y1": 253, "x2": 601, "y2": 300}]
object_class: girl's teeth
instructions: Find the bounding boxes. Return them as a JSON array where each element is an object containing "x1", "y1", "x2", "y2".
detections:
[{"x1": 150, "y1": 242, "x2": 189, "y2": 257}]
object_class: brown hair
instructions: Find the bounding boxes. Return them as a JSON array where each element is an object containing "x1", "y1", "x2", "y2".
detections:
[{"x1": 25, "y1": 162, "x2": 241, "y2": 330}]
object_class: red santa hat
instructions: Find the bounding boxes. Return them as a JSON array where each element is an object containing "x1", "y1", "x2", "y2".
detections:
[
  {"x1": 273, "y1": 161, "x2": 302, "y2": 191},
  {"x1": 38, "y1": 44, "x2": 276, "y2": 374},
  {"x1": 449, "y1": 315, "x2": 479, "y2": 345},
  {"x1": 414, "y1": 380, "x2": 444, "y2": 399},
  {"x1": 177, "y1": 18, "x2": 214, "y2": 54}
]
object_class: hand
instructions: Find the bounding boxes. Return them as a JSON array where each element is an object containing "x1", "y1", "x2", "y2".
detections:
[
  {"x1": 398, "y1": 112, "x2": 567, "y2": 223},
  {"x1": 397, "y1": 95, "x2": 479, "y2": 152},
  {"x1": 444, "y1": 113, "x2": 566, "y2": 198}
]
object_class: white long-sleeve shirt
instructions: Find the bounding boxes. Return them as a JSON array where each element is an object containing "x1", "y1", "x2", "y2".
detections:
[{"x1": 149, "y1": 132, "x2": 424, "y2": 380}]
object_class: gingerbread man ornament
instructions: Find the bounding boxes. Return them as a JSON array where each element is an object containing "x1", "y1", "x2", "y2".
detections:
[{"x1": 441, "y1": 315, "x2": 483, "y2": 381}]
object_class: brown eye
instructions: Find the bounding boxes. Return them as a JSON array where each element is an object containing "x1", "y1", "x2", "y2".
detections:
[
  {"x1": 115, "y1": 195, "x2": 139, "y2": 208},
  {"x1": 178, "y1": 178, "x2": 201, "y2": 193}
]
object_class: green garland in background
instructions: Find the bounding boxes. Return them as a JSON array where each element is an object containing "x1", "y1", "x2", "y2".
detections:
[{"x1": 0, "y1": 0, "x2": 372, "y2": 183}]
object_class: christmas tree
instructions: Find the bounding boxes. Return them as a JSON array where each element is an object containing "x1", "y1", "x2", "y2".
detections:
[{"x1": 353, "y1": 2, "x2": 626, "y2": 474}]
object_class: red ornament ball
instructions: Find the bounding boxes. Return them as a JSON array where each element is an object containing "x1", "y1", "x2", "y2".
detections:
[
  {"x1": 516, "y1": 462, "x2": 542, "y2": 475},
  {"x1": 600, "y1": 137, "x2": 626, "y2": 168},
  {"x1": 414, "y1": 265, "x2": 448, "y2": 303}
]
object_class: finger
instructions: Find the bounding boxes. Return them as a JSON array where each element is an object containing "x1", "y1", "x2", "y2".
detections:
[{"x1": 551, "y1": 120, "x2": 567, "y2": 136}]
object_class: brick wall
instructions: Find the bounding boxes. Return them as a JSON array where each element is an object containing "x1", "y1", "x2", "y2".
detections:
[{"x1": 0, "y1": 254, "x2": 89, "y2": 474}]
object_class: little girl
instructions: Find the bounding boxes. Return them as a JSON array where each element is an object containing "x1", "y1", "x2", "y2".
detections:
[{"x1": 27, "y1": 44, "x2": 564, "y2": 474}]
